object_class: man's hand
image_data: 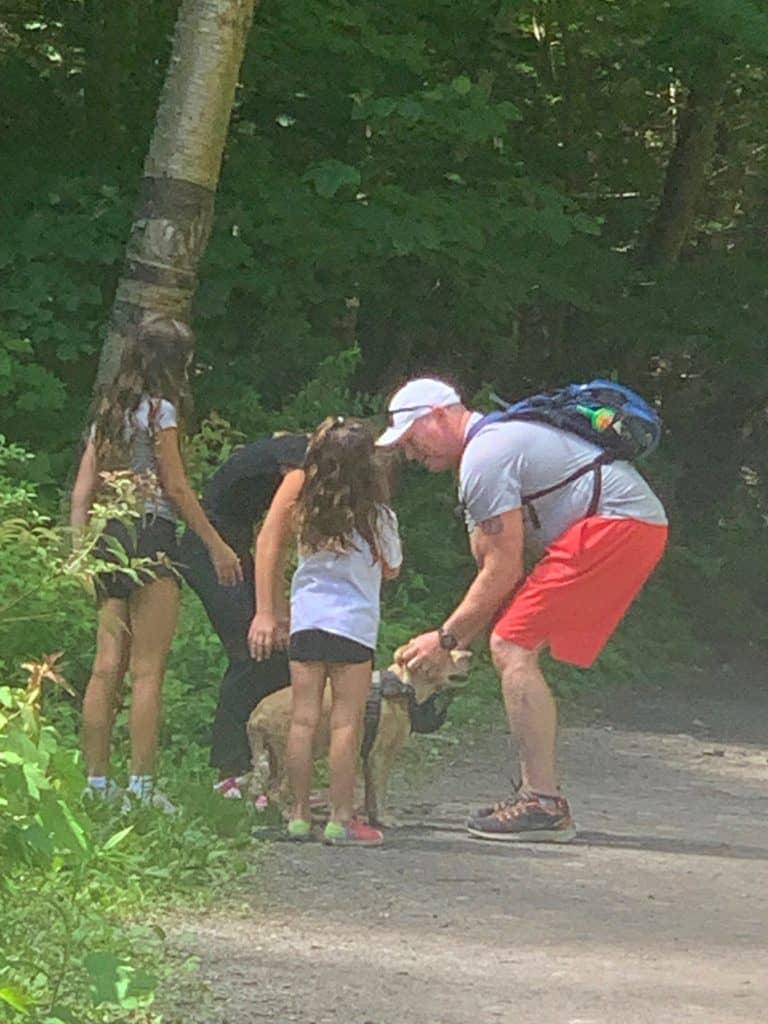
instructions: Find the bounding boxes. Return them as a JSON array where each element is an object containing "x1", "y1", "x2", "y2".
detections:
[{"x1": 398, "y1": 630, "x2": 452, "y2": 674}]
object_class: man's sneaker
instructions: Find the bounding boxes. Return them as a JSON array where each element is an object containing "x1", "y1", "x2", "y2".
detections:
[
  {"x1": 467, "y1": 792, "x2": 576, "y2": 843},
  {"x1": 213, "y1": 776, "x2": 243, "y2": 799},
  {"x1": 323, "y1": 818, "x2": 383, "y2": 847},
  {"x1": 472, "y1": 780, "x2": 523, "y2": 819},
  {"x1": 287, "y1": 818, "x2": 312, "y2": 842}
]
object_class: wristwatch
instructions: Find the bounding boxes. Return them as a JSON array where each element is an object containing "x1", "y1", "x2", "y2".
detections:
[{"x1": 438, "y1": 625, "x2": 459, "y2": 651}]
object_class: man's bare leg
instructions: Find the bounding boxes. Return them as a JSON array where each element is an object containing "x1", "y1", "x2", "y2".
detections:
[{"x1": 490, "y1": 635, "x2": 558, "y2": 795}]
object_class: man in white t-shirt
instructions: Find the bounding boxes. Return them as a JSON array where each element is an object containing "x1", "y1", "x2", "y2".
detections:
[{"x1": 377, "y1": 377, "x2": 668, "y2": 843}]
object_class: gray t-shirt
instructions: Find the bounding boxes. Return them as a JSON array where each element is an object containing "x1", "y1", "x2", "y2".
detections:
[
  {"x1": 91, "y1": 396, "x2": 178, "y2": 522},
  {"x1": 459, "y1": 414, "x2": 667, "y2": 549},
  {"x1": 290, "y1": 505, "x2": 403, "y2": 649}
]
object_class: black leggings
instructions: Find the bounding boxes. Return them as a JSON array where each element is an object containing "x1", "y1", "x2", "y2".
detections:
[{"x1": 178, "y1": 529, "x2": 289, "y2": 775}]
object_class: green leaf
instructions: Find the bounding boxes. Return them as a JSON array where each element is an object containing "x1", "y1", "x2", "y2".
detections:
[
  {"x1": 0, "y1": 985, "x2": 32, "y2": 1013},
  {"x1": 85, "y1": 951, "x2": 121, "y2": 1005},
  {"x1": 22, "y1": 762, "x2": 42, "y2": 800},
  {"x1": 102, "y1": 825, "x2": 134, "y2": 852},
  {"x1": 451, "y1": 74, "x2": 472, "y2": 95},
  {"x1": 303, "y1": 160, "x2": 361, "y2": 199},
  {"x1": 573, "y1": 212, "x2": 602, "y2": 236},
  {"x1": 44, "y1": 1007, "x2": 79, "y2": 1024},
  {"x1": 38, "y1": 793, "x2": 90, "y2": 856}
]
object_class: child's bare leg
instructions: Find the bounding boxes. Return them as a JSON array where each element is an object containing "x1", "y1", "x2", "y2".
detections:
[
  {"x1": 286, "y1": 661, "x2": 326, "y2": 821},
  {"x1": 327, "y1": 660, "x2": 372, "y2": 823},
  {"x1": 127, "y1": 578, "x2": 180, "y2": 776},
  {"x1": 82, "y1": 600, "x2": 130, "y2": 776}
]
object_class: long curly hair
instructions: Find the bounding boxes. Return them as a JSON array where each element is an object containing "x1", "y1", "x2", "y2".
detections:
[
  {"x1": 295, "y1": 416, "x2": 390, "y2": 559},
  {"x1": 92, "y1": 316, "x2": 194, "y2": 470}
]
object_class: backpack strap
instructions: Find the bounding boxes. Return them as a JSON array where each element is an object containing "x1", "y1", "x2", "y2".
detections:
[
  {"x1": 523, "y1": 450, "x2": 613, "y2": 515},
  {"x1": 464, "y1": 413, "x2": 614, "y2": 529}
]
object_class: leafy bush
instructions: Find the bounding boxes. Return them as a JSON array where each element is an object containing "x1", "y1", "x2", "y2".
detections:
[
  {"x1": 0, "y1": 439, "x2": 256, "y2": 1023},
  {"x1": 0, "y1": 661, "x2": 161, "y2": 1022},
  {"x1": 0, "y1": 653, "x2": 257, "y2": 1023}
]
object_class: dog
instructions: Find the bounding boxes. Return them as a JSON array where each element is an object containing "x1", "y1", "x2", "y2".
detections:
[{"x1": 246, "y1": 647, "x2": 472, "y2": 827}]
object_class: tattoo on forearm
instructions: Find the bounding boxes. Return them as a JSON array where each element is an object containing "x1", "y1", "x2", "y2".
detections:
[{"x1": 479, "y1": 516, "x2": 503, "y2": 536}]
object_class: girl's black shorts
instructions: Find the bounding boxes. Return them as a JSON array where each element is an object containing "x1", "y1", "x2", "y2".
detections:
[
  {"x1": 289, "y1": 629, "x2": 373, "y2": 665},
  {"x1": 93, "y1": 515, "x2": 180, "y2": 601}
]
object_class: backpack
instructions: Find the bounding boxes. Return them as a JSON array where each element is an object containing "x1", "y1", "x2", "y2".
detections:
[{"x1": 464, "y1": 379, "x2": 661, "y2": 527}]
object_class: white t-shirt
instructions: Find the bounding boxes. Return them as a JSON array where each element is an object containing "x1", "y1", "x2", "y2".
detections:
[
  {"x1": 290, "y1": 505, "x2": 402, "y2": 650},
  {"x1": 90, "y1": 396, "x2": 178, "y2": 522},
  {"x1": 459, "y1": 414, "x2": 667, "y2": 549}
]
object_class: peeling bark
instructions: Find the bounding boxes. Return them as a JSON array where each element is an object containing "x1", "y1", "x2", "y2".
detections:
[{"x1": 96, "y1": 0, "x2": 257, "y2": 389}]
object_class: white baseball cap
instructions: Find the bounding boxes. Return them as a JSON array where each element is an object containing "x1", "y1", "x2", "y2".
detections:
[{"x1": 376, "y1": 377, "x2": 461, "y2": 447}]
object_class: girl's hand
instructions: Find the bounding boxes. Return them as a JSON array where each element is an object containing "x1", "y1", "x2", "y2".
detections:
[
  {"x1": 210, "y1": 540, "x2": 243, "y2": 587},
  {"x1": 249, "y1": 611, "x2": 277, "y2": 661},
  {"x1": 275, "y1": 615, "x2": 291, "y2": 651}
]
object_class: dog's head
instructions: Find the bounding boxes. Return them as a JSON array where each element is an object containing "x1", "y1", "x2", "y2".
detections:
[{"x1": 390, "y1": 646, "x2": 472, "y2": 705}]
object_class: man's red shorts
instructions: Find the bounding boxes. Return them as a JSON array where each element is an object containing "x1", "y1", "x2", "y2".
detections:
[{"x1": 492, "y1": 517, "x2": 668, "y2": 668}]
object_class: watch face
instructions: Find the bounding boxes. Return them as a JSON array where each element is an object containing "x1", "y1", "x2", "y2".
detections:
[{"x1": 439, "y1": 629, "x2": 457, "y2": 650}]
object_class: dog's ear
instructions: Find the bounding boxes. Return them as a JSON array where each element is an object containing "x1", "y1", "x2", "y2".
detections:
[
  {"x1": 444, "y1": 649, "x2": 472, "y2": 688},
  {"x1": 450, "y1": 649, "x2": 473, "y2": 668}
]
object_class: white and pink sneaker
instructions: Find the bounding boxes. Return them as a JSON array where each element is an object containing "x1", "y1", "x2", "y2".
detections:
[{"x1": 213, "y1": 776, "x2": 243, "y2": 800}]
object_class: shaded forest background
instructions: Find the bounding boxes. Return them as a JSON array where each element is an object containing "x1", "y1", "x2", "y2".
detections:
[{"x1": 3, "y1": 0, "x2": 768, "y2": 666}]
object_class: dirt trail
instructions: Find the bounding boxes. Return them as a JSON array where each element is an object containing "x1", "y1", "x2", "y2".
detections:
[{"x1": 179, "y1": 683, "x2": 768, "y2": 1023}]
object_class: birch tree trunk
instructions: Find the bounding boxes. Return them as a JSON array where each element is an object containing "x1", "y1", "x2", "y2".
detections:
[{"x1": 95, "y1": 0, "x2": 257, "y2": 389}]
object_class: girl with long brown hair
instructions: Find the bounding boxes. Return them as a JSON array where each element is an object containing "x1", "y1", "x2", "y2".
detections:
[
  {"x1": 71, "y1": 315, "x2": 242, "y2": 812},
  {"x1": 253, "y1": 416, "x2": 402, "y2": 845}
]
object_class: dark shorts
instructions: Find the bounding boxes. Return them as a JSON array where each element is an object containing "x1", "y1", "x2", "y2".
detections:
[
  {"x1": 289, "y1": 629, "x2": 373, "y2": 664},
  {"x1": 94, "y1": 516, "x2": 180, "y2": 602}
]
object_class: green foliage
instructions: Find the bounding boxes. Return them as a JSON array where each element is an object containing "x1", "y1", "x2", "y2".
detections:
[
  {"x1": 0, "y1": 651, "x2": 257, "y2": 1022},
  {"x1": 0, "y1": 179, "x2": 131, "y2": 467},
  {"x1": 0, "y1": 670, "x2": 161, "y2": 1022},
  {"x1": 0, "y1": 442, "x2": 257, "y2": 1024}
]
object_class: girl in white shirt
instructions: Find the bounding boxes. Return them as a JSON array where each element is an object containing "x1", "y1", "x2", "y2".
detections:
[{"x1": 253, "y1": 416, "x2": 401, "y2": 846}]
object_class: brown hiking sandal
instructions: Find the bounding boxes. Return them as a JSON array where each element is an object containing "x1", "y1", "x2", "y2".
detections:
[{"x1": 467, "y1": 792, "x2": 576, "y2": 844}]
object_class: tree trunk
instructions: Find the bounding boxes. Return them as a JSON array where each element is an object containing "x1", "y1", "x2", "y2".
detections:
[
  {"x1": 645, "y1": 66, "x2": 727, "y2": 267},
  {"x1": 95, "y1": 0, "x2": 257, "y2": 389}
]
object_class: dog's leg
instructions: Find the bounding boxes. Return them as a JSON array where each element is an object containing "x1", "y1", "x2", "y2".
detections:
[
  {"x1": 365, "y1": 723, "x2": 406, "y2": 828},
  {"x1": 363, "y1": 703, "x2": 412, "y2": 827},
  {"x1": 363, "y1": 756, "x2": 379, "y2": 825},
  {"x1": 367, "y1": 749, "x2": 400, "y2": 827}
]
